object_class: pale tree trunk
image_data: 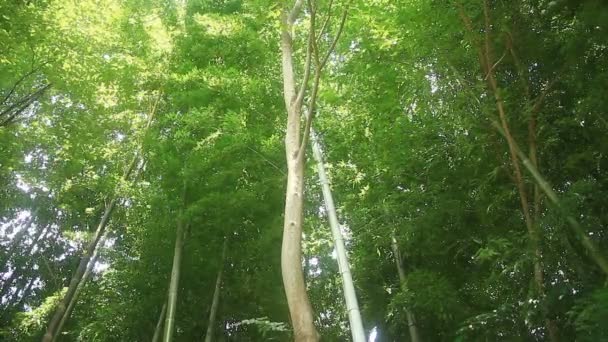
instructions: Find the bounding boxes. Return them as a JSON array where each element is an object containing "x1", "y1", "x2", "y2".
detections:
[
  {"x1": 163, "y1": 196, "x2": 187, "y2": 342},
  {"x1": 152, "y1": 303, "x2": 167, "y2": 342},
  {"x1": 279, "y1": 2, "x2": 318, "y2": 341},
  {"x1": 310, "y1": 131, "x2": 365, "y2": 342},
  {"x1": 204, "y1": 239, "x2": 228, "y2": 342},
  {"x1": 42, "y1": 198, "x2": 118, "y2": 342},
  {"x1": 51, "y1": 234, "x2": 106, "y2": 342},
  {"x1": 42, "y1": 95, "x2": 159, "y2": 342},
  {"x1": 278, "y1": 2, "x2": 347, "y2": 340},
  {"x1": 391, "y1": 236, "x2": 421, "y2": 342}
]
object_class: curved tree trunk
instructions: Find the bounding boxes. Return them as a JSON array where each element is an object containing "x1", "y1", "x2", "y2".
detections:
[
  {"x1": 278, "y1": 2, "x2": 347, "y2": 340},
  {"x1": 279, "y1": 3, "x2": 319, "y2": 341}
]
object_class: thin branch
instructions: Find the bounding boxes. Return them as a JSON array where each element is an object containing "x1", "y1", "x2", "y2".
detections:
[
  {"x1": 287, "y1": 0, "x2": 305, "y2": 25},
  {"x1": 484, "y1": 51, "x2": 506, "y2": 80},
  {"x1": 294, "y1": 1, "x2": 317, "y2": 110},
  {"x1": 316, "y1": 0, "x2": 334, "y2": 44},
  {"x1": 0, "y1": 83, "x2": 51, "y2": 126},
  {"x1": 530, "y1": 77, "x2": 558, "y2": 114},
  {"x1": 246, "y1": 146, "x2": 285, "y2": 175},
  {"x1": 297, "y1": 64, "x2": 322, "y2": 162},
  {"x1": 320, "y1": 4, "x2": 349, "y2": 69}
]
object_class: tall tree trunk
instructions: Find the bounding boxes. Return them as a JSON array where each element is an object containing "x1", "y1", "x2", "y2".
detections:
[
  {"x1": 279, "y1": 3, "x2": 319, "y2": 341},
  {"x1": 42, "y1": 199, "x2": 118, "y2": 342},
  {"x1": 42, "y1": 94, "x2": 159, "y2": 342},
  {"x1": 491, "y1": 121, "x2": 608, "y2": 275},
  {"x1": 51, "y1": 235, "x2": 106, "y2": 342},
  {"x1": 391, "y1": 236, "x2": 421, "y2": 342},
  {"x1": 163, "y1": 198, "x2": 187, "y2": 342},
  {"x1": 310, "y1": 131, "x2": 365, "y2": 342},
  {"x1": 152, "y1": 303, "x2": 167, "y2": 342},
  {"x1": 204, "y1": 239, "x2": 227, "y2": 342},
  {"x1": 457, "y1": 3, "x2": 558, "y2": 340},
  {"x1": 278, "y1": 2, "x2": 346, "y2": 340}
]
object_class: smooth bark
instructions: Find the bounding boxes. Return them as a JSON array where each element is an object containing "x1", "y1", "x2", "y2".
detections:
[
  {"x1": 310, "y1": 131, "x2": 365, "y2": 342},
  {"x1": 152, "y1": 303, "x2": 167, "y2": 342},
  {"x1": 279, "y1": 4, "x2": 319, "y2": 341},
  {"x1": 42, "y1": 96, "x2": 158, "y2": 342},
  {"x1": 278, "y1": 2, "x2": 347, "y2": 339},
  {"x1": 204, "y1": 239, "x2": 227, "y2": 342},
  {"x1": 42, "y1": 199, "x2": 117, "y2": 342},
  {"x1": 163, "y1": 205, "x2": 186, "y2": 342},
  {"x1": 391, "y1": 236, "x2": 421, "y2": 342},
  {"x1": 51, "y1": 235, "x2": 106, "y2": 342}
]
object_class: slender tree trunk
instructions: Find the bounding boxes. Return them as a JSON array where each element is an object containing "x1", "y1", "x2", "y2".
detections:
[
  {"x1": 391, "y1": 236, "x2": 421, "y2": 342},
  {"x1": 38, "y1": 89, "x2": 166, "y2": 340},
  {"x1": 42, "y1": 199, "x2": 117, "y2": 342},
  {"x1": 491, "y1": 121, "x2": 608, "y2": 275},
  {"x1": 51, "y1": 235, "x2": 106, "y2": 342},
  {"x1": 279, "y1": 4, "x2": 319, "y2": 341},
  {"x1": 43, "y1": 150, "x2": 142, "y2": 342},
  {"x1": 204, "y1": 239, "x2": 227, "y2": 342},
  {"x1": 163, "y1": 200, "x2": 186, "y2": 342},
  {"x1": 278, "y1": 2, "x2": 347, "y2": 340},
  {"x1": 152, "y1": 303, "x2": 167, "y2": 342},
  {"x1": 457, "y1": 3, "x2": 558, "y2": 340},
  {"x1": 310, "y1": 131, "x2": 365, "y2": 342}
]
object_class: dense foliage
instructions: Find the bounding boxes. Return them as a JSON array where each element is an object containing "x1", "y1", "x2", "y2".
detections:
[{"x1": 1, "y1": 0, "x2": 608, "y2": 341}]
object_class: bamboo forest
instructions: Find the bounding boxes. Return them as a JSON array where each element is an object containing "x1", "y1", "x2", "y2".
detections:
[{"x1": 2, "y1": 0, "x2": 608, "y2": 341}]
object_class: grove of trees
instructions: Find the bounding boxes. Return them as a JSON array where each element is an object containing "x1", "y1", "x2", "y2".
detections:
[{"x1": 1, "y1": 0, "x2": 608, "y2": 341}]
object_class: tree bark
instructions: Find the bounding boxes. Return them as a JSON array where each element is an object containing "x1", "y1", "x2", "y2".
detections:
[
  {"x1": 152, "y1": 303, "x2": 167, "y2": 342},
  {"x1": 279, "y1": 4, "x2": 319, "y2": 341},
  {"x1": 42, "y1": 152, "x2": 141, "y2": 342},
  {"x1": 42, "y1": 199, "x2": 117, "y2": 342},
  {"x1": 204, "y1": 239, "x2": 227, "y2": 342},
  {"x1": 311, "y1": 131, "x2": 365, "y2": 342},
  {"x1": 163, "y1": 196, "x2": 187, "y2": 342},
  {"x1": 391, "y1": 236, "x2": 421, "y2": 342},
  {"x1": 278, "y1": 2, "x2": 347, "y2": 340},
  {"x1": 458, "y1": 3, "x2": 558, "y2": 340},
  {"x1": 51, "y1": 234, "x2": 106, "y2": 342},
  {"x1": 41, "y1": 94, "x2": 159, "y2": 342}
]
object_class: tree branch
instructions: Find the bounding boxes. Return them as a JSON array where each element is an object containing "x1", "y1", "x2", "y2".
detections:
[
  {"x1": 294, "y1": 0, "x2": 317, "y2": 110},
  {"x1": 287, "y1": 0, "x2": 305, "y2": 25},
  {"x1": 320, "y1": 4, "x2": 348, "y2": 69}
]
